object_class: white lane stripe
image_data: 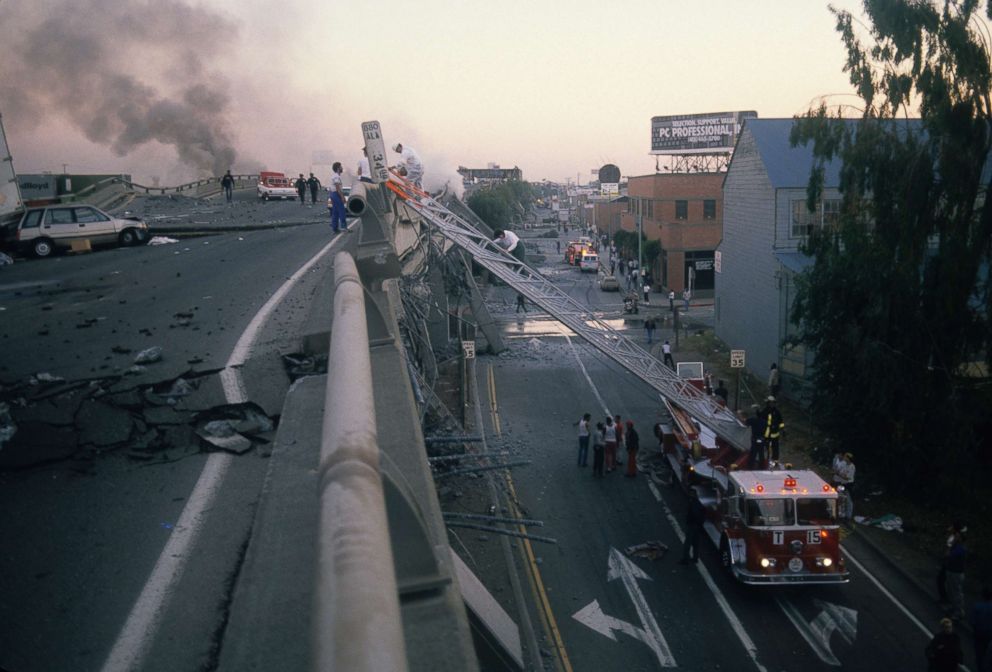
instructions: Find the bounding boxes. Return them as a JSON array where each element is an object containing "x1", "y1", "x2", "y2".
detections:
[
  {"x1": 840, "y1": 547, "x2": 933, "y2": 638},
  {"x1": 101, "y1": 234, "x2": 341, "y2": 672},
  {"x1": 648, "y1": 481, "x2": 769, "y2": 672},
  {"x1": 564, "y1": 333, "x2": 609, "y2": 416}
]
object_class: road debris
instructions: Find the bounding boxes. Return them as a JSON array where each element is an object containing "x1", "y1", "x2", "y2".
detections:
[
  {"x1": 134, "y1": 346, "x2": 163, "y2": 364},
  {"x1": 147, "y1": 236, "x2": 180, "y2": 245},
  {"x1": 625, "y1": 541, "x2": 669, "y2": 561}
]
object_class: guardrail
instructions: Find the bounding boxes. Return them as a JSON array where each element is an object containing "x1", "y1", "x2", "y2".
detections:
[
  {"x1": 312, "y1": 251, "x2": 408, "y2": 672},
  {"x1": 72, "y1": 174, "x2": 259, "y2": 202}
]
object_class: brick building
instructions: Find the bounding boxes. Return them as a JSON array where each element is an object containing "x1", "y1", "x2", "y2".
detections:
[{"x1": 619, "y1": 173, "x2": 723, "y2": 293}]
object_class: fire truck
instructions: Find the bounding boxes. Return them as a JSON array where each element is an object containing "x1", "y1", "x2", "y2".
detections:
[{"x1": 659, "y1": 378, "x2": 848, "y2": 585}]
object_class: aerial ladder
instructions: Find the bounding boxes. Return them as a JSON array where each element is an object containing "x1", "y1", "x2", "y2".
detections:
[{"x1": 373, "y1": 174, "x2": 751, "y2": 453}]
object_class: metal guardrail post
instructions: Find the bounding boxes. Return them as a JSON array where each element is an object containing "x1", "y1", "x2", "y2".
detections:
[{"x1": 312, "y1": 251, "x2": 408, "y2": 672}]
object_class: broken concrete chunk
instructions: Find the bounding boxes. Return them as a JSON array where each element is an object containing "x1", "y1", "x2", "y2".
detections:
[
  {"x1": 30, "y1": 372, "x2": 66, "y2": 385},
  {"x1": 196, "y1": 430, "x2": 253, "y2": 455},
  {"x1": 134, "y1": 346, "x2": 163, "y2": 364},
  {"x1": 202, "y1": 420, "x2": 237, "y2": 438},
  {"x1": 77, "y1": 399, "x2": 135, "y2": 447}
]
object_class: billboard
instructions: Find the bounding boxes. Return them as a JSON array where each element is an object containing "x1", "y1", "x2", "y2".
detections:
[
  {"x1": 0, "y1": 113, "x2": 22, "y2": 218},
  {"x1": 650, "y1": 111, "x2": 757, "y2": 155}
]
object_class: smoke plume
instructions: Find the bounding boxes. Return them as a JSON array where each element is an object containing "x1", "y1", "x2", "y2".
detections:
[{"x1": 0, "y1": 1, "x2": 240, "y2": 176}]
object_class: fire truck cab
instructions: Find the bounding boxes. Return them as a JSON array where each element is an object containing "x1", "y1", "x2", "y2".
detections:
[
  {"x1": 705, "y1": 470, "x2": 848, "y2": 584},
  {"x1": 661, "y1": 399, "x2": 848, "y2": 585}
]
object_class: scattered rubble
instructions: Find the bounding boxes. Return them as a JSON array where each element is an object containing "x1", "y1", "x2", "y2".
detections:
[
  {"x1": 625, "y1": 541, "x2": 669, "y2": 561},
  {"x1": 147, "y1": 236, "x2": 180, "y2": 245},
  {"x1": 134, "y1": 346, "x2": 163, "y2": 364}
]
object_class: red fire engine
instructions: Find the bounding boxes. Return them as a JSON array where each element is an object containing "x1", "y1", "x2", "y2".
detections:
[{"x1": 660, "y1": 389, "x2": 849, "y2": 585}]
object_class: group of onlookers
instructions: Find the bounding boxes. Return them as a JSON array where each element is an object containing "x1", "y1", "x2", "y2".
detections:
[{"x1": 575, "y1": 412, "x2": 640, "y2": 479}]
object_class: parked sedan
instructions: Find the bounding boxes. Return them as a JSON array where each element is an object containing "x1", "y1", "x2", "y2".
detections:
[{"x1": 6, "y1": 205, "x2": 149, "y2": 258}]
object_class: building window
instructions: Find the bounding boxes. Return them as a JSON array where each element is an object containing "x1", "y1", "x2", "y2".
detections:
[
  {"x1": 791, "y1": 198, "x2": 841, "y2": 237},
  {"x1": 703, "y1": 200, "x2": 716, "y2": 219},
  {"x1": 675, "y1": 200, "x2": 688, "y2": 220}
]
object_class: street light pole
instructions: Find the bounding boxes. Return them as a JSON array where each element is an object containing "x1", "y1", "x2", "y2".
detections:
[{"x1": 637, "y1": 210, "x2": 643, "y2": 286}]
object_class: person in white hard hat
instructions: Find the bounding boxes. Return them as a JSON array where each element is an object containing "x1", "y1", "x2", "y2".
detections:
[{"x1": 391, "y1": 142, "x2": 424, "y2": 187}]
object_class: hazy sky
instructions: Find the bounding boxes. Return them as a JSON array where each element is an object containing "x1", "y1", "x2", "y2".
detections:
[{"x1": 0, "y1": 0, "x2": 867, "y2": 187}]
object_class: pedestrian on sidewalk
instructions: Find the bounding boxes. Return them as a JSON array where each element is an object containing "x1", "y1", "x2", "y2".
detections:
[
  {"x1": 925, "y1": 617, "x2": 962, "y2": 672},
  {"x1": 592, "y1": 423, "x2": 605, "y2": 477},
  {"x1": 662, "y1": 340, "x2": 675, "y2": 369},
  {"x1": 680, "y1": 488, "x2": 707, "y2": 564},
  {"x1": 669, "y1": 290, "x2": 676, "y2": 312},
  {"x1": 644, "y1": 317, "x2": 656, "y2": 344},
  {"x1": 643, "y1": 281, "x2": 651, "y2": 304},
  {"x1": 938, "y1": 521, "x2": 967, "y2": 605},
  {"x1": 768, "y1": 363, "x2": 780, "y2": 398},
  {"x1": 682, "y1": 288, "x2": 690, "y2": 311},
  {"x1": 971, "y1": 588, "x2": 992, "y2": 670},
  {"x1": 944, "y1": 529, "x2": 967, "y2": 621},
  {"x1": 624, "y1": 421, "x2": 639, "y2": 477},
  {"x1": 574, "y1": 413, "x2": 591, "y2": 467},
  {"x1": 604, "y1": 416, "x2": 618, "y2": 472}
]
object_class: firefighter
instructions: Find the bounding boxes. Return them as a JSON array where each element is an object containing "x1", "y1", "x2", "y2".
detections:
[
  {"x1": 679, "y1": 488, "x2": 707, "y2": 564},
  {"x1": 738, "y1": 404, "x2": 765, "y2": 469},
  {"x1": 762, "y1": 396, "x2": 785, "y2": 464}
]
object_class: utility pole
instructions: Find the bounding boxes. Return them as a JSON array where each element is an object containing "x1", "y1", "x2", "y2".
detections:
[{"x1": 637, "y1": 210, "x2": 643, "y2": 289}]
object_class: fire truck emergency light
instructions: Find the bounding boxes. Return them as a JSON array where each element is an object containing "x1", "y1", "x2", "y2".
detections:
[{"x1": 784, "y1": 477, "x2": 797, "y2": 488}]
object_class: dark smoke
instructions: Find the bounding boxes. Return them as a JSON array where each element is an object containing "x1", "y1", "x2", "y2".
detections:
[{"x1": 0, "y1": 1, "x2": 240, "y2": 176}]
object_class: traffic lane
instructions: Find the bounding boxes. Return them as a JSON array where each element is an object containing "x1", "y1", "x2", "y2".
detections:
[
  {"x1": 0, "y1": 224, "x2": 345, "y2": 671},
  {"x1": 486, "y1": 351, "x2": 763, "y2": 671},
  {"x1": 0, "y1": 224, "x2": 336, "y2": 383}
]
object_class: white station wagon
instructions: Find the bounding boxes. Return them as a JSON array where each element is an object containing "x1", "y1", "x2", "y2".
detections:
[{"x1": 8, "y1": 205, "x2": 150, "y2": 258}]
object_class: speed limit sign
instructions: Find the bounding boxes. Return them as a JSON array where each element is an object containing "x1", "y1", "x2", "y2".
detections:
[{"x1": 730, "y1": 350, "x2": 746, "y2": 368}]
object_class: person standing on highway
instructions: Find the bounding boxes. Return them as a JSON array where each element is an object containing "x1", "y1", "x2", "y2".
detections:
[
  {"x1": 328, "y1": 162, "x2": 348, "y2": 234},
  {"x1": 644, "y1": 317, "x2": 656, "y2": 345},
  {"x1": 761, "y1": 396, "x2": 785, "y2": 464},
  {"x1": 603, "y1": 416, "x2": 618, "y2": 472},
  {"x1": 662, "y1": 340, "x2": 675, "y2": 369},
  {"x1": 357, "y1": 148, "x2": 373, "y2": 183},
  {"x1": 515, "y1": 293, "x2": 527, "y2": 314},
  {"x1": 624, "y1": 421, "x2": 639, "y2": 478},
  {"x1": 307, "y1": 172, "x2": 322, "y2": 205},
  {"x1": 591, "y1": 422, "x2": 605, "y2": 477},
  {"x1": 679, "y1": 488, "x2": 707, "y2": 564},
  {"x1": 391, "y1": 142, "x2": 424, "y2": 188},
  {"x1": 925, "y1": 618, "x2": 963, "y2": 672},
  {"x1": 220, "y1": 169, "x2": 234, "y2": 205},
  {"x1": 575, "y1": 413, "x2": 591, "y2": 467},
  {"x1": 295, "y1": 173, "x2": 307, "y2": 205}
]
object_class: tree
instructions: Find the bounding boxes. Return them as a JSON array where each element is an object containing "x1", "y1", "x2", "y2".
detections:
[
  {"x1": 467, "y1": 180, "x2": 535, "y2": 229},
  {"x1": 790, "y1": 0, "x2": 992, "y2": 496}
]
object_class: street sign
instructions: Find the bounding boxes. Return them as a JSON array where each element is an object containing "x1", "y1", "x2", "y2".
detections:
[
  {"x1": 361, "y1": 120, "x2": 390, "y2": 183},
  {"x1": 730, "y1": 350, "x2": 745, "y2": 368},
  {"x1": 462, "y1": 340, "x2": 476, "y2": 359}
]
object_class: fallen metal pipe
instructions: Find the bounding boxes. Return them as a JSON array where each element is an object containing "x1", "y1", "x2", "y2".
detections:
[
  {"x1": 312, "y1": 251, "x2": 407, "y2": 672},
  {"x1": 347, "y1": 180, "x2": 368, "y2": 216},
  {"x1": 442, "y1": 521, "x2": 558, "y2": 545},
  {"x1": 424, "y1": 435, "x2": 484, "y2": 445},
  {"x1": 428, "y1": 451, "x2": 510, "y2": 463},
  {"x1": 441, "y1": 511, "x2": 544, "y2": 527}
]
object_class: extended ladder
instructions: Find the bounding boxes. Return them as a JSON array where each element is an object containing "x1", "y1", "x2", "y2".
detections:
[{"x1": 386, "y1": 175, "x2": 750, "y2": 451}]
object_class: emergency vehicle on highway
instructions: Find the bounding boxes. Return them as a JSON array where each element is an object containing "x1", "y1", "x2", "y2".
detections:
[
  {"x1": 565, "y1": 238, "x2": 594, "y2": 265},
  {"x1": 660, "y1": 392, "x2": 848, "y2": 585},
  {"x1": 257, "y1": 171, "x2": 298, "y2": 201}
]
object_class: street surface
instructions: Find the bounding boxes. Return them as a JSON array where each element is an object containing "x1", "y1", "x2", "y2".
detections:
[
  {"x1": 0, "y1": 195, "x2": 349, "y2": 672},
  {"x1": 462, "y1": 233, "x2": 951, "y2": 671}
]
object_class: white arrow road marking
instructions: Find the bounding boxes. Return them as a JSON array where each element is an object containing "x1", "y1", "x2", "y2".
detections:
[
  {"x1": 778, "y1": 598, "x2": 858, "y2": 667},
  {"x1": 570, "y1": 548, "x2": 676, "y2": 667},
  {"x1": 608, "y1": 547, "x2": 677, "y2": 667},
  {"x1": 572, "y1": 599, "x2": 648, "y2": 643}
]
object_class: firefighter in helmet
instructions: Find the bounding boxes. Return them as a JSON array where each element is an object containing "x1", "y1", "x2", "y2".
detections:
[{"x1": 762, "y1": 396, "x2": 785, "y2": 465}]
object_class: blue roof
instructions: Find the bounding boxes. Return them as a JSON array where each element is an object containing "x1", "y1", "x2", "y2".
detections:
[
  {"x1": 745, "y1": 118, "x2": 844, "y2": 190},
  {"x1": 774, "y1": 251, "x2": 815, "y2": 274}
]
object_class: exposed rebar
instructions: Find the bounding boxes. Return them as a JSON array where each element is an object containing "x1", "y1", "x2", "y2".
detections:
[
  {"x1": 443, "y1": 521, "x2": 558, "y2": 545},
  {"x1": 441, "y1": 511, "x2": 544, "y2": 527}
]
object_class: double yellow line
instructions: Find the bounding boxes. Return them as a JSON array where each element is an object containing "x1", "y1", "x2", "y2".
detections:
[{"x1": 486, "y1": 364, "x2": 573, "y2": 672}]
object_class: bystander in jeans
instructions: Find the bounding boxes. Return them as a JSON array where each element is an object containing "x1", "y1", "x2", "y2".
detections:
[
  {"x1": 592, "y1": 423, "x2": 605, "y2": 477},
  {"x1": 662, "y1": 340, "x2": 675, "y2": 369},
  {"x1": 575, "y1": 413, "x2": 591, "y2": 467}
]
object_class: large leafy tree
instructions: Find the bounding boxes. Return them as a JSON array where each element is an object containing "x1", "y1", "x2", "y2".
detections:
[{"x1": 790, "y1": 0, "x2": 992, "y2": 496}]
